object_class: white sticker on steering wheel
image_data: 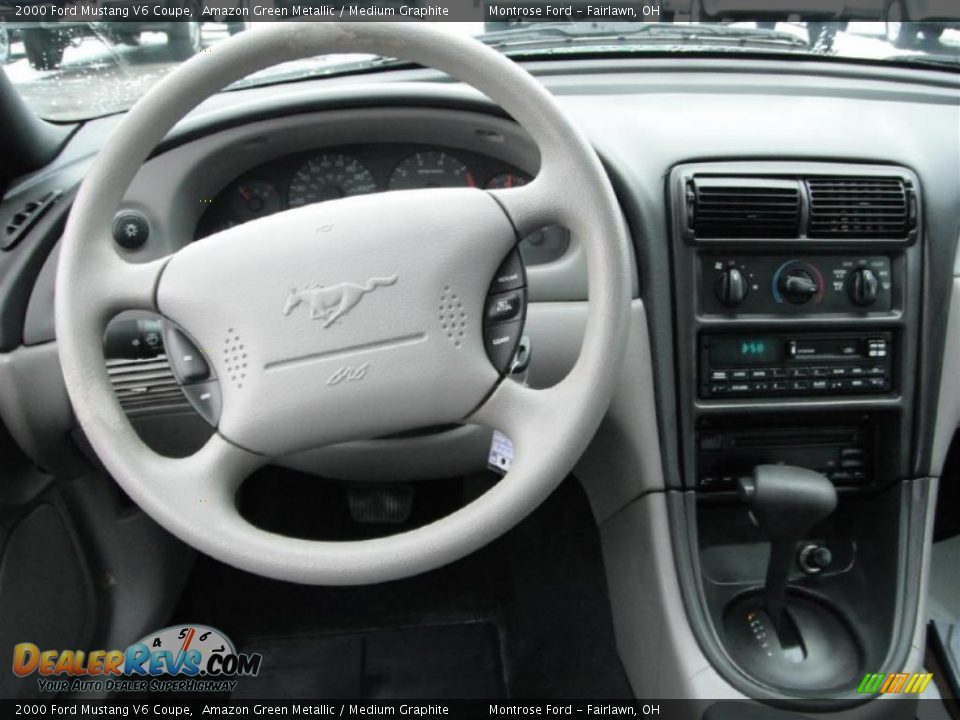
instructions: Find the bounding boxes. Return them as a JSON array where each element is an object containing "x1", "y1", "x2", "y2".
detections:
[{"x1": 488, "y1": 430, "x2": 514, "y2": 475}]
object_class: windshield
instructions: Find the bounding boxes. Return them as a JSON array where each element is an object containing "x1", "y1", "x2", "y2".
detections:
[{"x1": 2, "y1": 16, "x2": 958, "y2": 121}]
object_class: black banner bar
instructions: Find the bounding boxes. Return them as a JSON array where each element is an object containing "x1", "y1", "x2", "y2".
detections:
[
  {"x1": 2, "y1": 0, "x2": 960, "y2": 23},
  {"x1": 0, "y1": 698, "x2": 951, "y2": 720}
]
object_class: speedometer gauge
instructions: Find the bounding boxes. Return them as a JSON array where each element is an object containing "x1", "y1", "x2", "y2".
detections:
[
  {"x1": 288, "y1": 154, "x2": 377, "y2": 207},
  {"x1": 388, "y1": 151, "x2": 477, "y2": 191}
]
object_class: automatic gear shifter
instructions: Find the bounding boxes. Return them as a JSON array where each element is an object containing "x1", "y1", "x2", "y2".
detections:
[
  {"x1": 723, "y1": 465, "x2": 861, "y2": 692},
  {"x1": 737, "y1": 465, "x2": 837, "y2": 638}
]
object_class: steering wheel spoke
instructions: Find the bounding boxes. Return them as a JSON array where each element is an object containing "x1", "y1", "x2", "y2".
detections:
[
  {"x1": 145, "y1": 433, "x2": 265, "y2": 512},
  {"x1": 99, "y1": 254, "x2": 169, "y2": 317},
  {"x1": 488, "y1": 178, "x2": 564, "y2": 238}
]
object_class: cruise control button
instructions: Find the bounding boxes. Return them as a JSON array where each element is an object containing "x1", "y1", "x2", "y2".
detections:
[
  {"x1": 164, "y1": 328, "x2": 210, "y2": 383},
  {"x1": 485, "y1": 290, "x2": 524, "y2": 323},
  {"x1": 490, "y1": 249, "x2": 526, "y2": 293},
  {"x1": 484, "y1": 319, "x2": 523, "y2": 374},
  {"x1": 182, "y1": 381, "x2": 222, "y2": 426}
]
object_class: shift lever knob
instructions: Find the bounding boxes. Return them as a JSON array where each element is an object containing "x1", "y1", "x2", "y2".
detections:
[
  {"x1": 737, "y1": 465, "x2": 837, "y2": 638},
  {"x1": 738, "y1": 465, "x2": 837, "y2": 539}
]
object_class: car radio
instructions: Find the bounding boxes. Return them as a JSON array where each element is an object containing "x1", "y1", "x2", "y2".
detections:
[{"x1": 700, "y1": 332, "x2": 893, "y2": 398}]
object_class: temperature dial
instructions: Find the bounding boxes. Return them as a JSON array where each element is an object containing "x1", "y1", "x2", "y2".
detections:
[{"x1": 779, "y1": 269, "x2": 819, "y2": 305}]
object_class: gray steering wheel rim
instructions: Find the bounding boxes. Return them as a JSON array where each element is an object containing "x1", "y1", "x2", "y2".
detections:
[{"x1": 55, "y1": 22, "x2": 632, "y2": 585}]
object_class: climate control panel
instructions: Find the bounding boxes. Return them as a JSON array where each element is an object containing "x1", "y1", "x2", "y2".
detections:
[{"x1": 702, "y1": 255, "x2": 892, "y2": 314}]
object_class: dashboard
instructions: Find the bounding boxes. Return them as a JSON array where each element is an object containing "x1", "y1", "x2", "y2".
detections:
[
  {"x1": 195, "y1": 143, "x2": 569, "y2": 265},
  {"x1": 0, "y1": 54, "x2": 958, "y2": 706}
]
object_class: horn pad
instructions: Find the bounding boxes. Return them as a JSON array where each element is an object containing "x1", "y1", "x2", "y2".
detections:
[{"x1": 156, "y1": 188, "x2": 517, "y2": 455}]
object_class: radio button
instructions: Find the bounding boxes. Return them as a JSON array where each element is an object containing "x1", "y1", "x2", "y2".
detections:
[
  {"x1": 848, "y1": 366, "x2": 865, "y2": 376},
  {"x1": 866, "y1": 365, "x2": 886, "y2": 376},
  {"x1": 709, "y1": 370, "x2": 729, "y2": 382},
  {"x1": 789, "y1": 368, "x2": 810, "y2": 378},
  {"x1": 752, "y1": 382, "x2": 770, "y2": 392},
  {"x1": 731, "y1": 370, "x2": 749, "y2": 380},
  {"x1": 750, "y1": 369, "x2": 769, "y2": 380},
  {"x1": 709, "y1": 384, "x2": 728, "y2": 395},
  {"x1": 868, "y1": 377, "x2": 888, "y2": 390},
  {"x1": 811, "y1": 379, "x2": 829, "y2": 391},
  {"x1": 771, "y1": 381, "x2": 789, "y2": 392},
  {"x1": 867, "y1": 339, "x2": 888, "y2": 358},
  {"x1": 770, "y1": 368, "x2": 787, "y2": 378},
  {"x1": 829, "y1": 380, "x2": 847, "y2": 390},
  {"x1": 792, "y1": 381, "x2": 810, "y2": 391},
  {"x1": 729, "y1": 383, "x2": 751, "y2": 393},
  {"x1": 829, "y1": 367, "x2": 848, "y2": 377},
  {"x1": 848, "y1": 378, "x2": 868, "y2": 391}
]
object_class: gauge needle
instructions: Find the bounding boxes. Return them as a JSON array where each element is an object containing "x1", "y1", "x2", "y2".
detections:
[
  {"x1": 238, "y1": 187, "x2": 251, "y2": 201},
  {"x1": 181, "y1": 627, "x2": 196, "y2": 653}
]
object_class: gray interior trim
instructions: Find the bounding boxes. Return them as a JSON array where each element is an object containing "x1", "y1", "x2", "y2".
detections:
[{"x1": 930, "y1": 276, "x2": 960, "y2": 477}]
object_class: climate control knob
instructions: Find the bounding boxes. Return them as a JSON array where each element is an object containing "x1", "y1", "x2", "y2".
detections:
[
  {"x1": 715, "y1": 267, "x2": 749, "y2": 308},
  {"x1": 848, "y1": 267, "x2": 880, "y2": 307},
  {"x1": 779, "y1": 269, "x2": 818, "y2": 305}
]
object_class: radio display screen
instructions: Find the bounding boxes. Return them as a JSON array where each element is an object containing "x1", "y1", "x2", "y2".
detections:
[{"x1": 709, "y1": 337, "x2": 782, "y2": 366}]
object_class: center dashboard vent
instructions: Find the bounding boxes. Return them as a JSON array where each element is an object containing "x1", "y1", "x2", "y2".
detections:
[
  {"x1": 688, "y1": 178, "x2": 801, "y2": 239},
  {"x1": 806, "y1": 176, "x2": 912, "y2": 239}
]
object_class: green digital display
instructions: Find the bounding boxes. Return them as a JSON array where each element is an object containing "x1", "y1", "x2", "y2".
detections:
[
  {"x1": 709, "y1": 337, "x2": 781, "y2": 366},
  {"x1": 740, "y1": 340, "x2": 767, "y2": 357}
]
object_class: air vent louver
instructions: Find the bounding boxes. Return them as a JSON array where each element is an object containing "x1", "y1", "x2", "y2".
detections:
[
  {"x1": 2, "y1": 190, "x2": 62, "y2": 251},
  {"x1": 807, "y1": 177, "x2": 911, "y2": 239},
  {"x1": 691, "y1": 178, "x2": 801, "y2": 239},
  {"x1": 107, "y1": 356, "x2": 189, "y2": 412}
]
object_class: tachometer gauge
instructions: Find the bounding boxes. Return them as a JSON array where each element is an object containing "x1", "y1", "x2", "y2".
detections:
[
  {"x1": 486, "y1": 172, "x2": 530, "y2": 189},
  {"x1": 388, "y1": 151, "x2": 477, "y2": 191},
  {"x1": 288, "y1": 154, "x2": 377, "y2": 207},
  {"x1": 230, "y1": 180, "x2": 280, "y2": 222}
]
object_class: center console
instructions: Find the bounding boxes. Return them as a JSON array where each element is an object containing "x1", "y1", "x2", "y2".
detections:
[{"x1": 666, "y1": 161, "x2": 927, "y2": 701}]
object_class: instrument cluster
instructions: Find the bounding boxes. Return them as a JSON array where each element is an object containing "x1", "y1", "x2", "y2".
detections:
[{"x1": 196, "y1": 144, "x2": 569, "y2": 265}]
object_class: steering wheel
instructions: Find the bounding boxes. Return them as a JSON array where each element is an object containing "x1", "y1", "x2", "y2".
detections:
[{"x1": 55, "y1": 23, "x2": 631, "y2": 585}]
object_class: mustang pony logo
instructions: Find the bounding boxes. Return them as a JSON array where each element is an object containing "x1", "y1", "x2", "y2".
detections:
[{"x1": 282, "y1": 275, "x2": 398, "y2": 327}]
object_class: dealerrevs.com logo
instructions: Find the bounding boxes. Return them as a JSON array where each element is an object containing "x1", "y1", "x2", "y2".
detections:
[{"x1": 12, "y1": 625, "x2": 261, "y2": 694}]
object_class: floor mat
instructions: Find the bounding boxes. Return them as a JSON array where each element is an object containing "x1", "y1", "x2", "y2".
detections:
[
  {"x1": 232, "y1": 622, "x2": 504, "y2": 699},
  {"x1": 169, "y1": 476, "x2": 631, "y2": 699}
]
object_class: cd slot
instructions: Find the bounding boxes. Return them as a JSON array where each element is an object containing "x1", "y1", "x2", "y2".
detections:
[{"x1": 697, "y1": 422, "x2": 873, "y2": 491}]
